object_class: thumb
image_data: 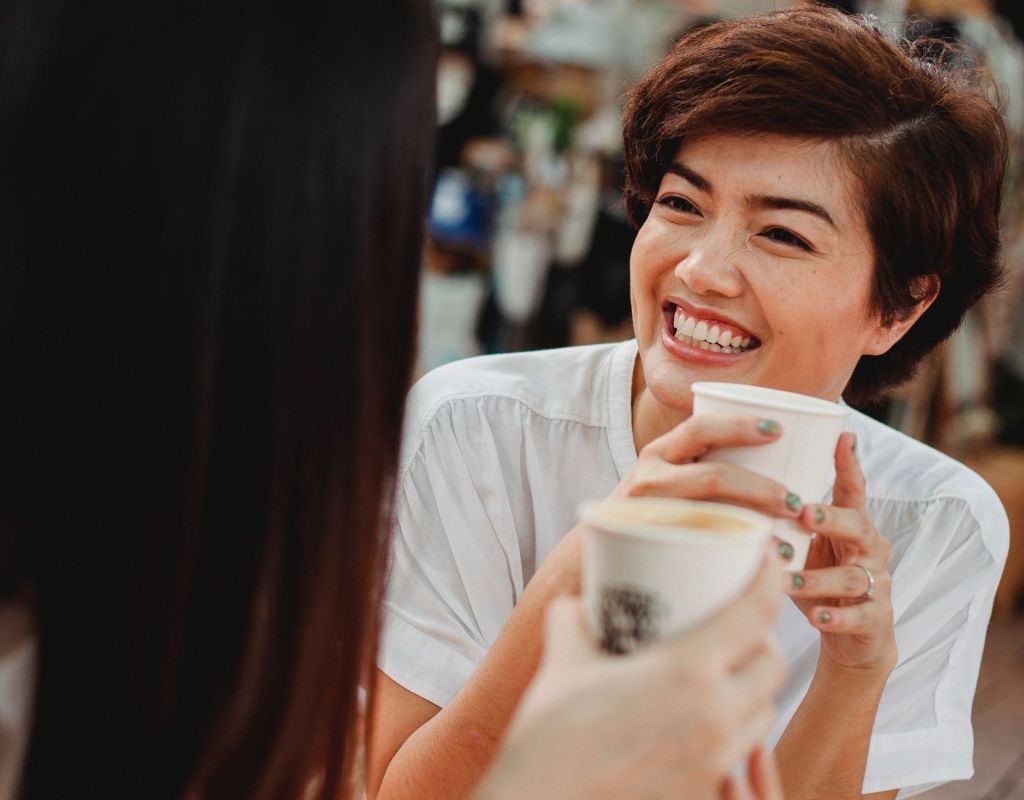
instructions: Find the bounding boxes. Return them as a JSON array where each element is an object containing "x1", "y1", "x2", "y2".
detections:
[{"x1": 541, "y1": 595, "x2": 598, "y2": 668}]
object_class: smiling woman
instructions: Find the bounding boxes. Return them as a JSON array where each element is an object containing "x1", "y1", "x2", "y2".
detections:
[{"x1": 371, "y1": 7, "x2": 1010, "y2": 800}]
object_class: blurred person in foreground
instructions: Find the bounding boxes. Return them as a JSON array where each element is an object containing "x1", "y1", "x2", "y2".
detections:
[
  {"x1": 0, "y1": 1, "x2": 786, "y2": 798},
  {"x1": 372, "y1": 6, "x2": 1010, "y2": 800}
]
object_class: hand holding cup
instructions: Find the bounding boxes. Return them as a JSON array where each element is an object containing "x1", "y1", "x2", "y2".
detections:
[
  {"x1": 478, "y1": 555, "x2": 788, "y2": 800},
  {"x1": 785, "y1": 432, "x2": 897, "y2": 674},
  {"x1": 691, "y1": 382, "x2": 848, "y2": 570}
]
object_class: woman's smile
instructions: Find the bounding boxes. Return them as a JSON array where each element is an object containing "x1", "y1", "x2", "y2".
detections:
[{"x1": 662, "y1": 298, "x2": 762, "y2": 361}]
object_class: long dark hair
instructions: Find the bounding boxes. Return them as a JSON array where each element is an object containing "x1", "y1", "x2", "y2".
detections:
[{"x1": 0, "y1": 1, "x2": 436, "y2": 797}]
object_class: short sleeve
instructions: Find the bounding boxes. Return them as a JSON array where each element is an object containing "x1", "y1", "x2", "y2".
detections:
[
  {"x1": 862, "y1": 490, "x2": 1009, "y2": 798},
  {"x1": 378, "y1": 397, "x2": 529, "y2": 708}
]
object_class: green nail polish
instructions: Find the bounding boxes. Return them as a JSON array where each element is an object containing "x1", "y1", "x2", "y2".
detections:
[
  {"x1": 817, "y1": 610, "x2": 832, "y2": 625},
  {"x1": 777, "y1": 541, "x2": 795, "y2": 560},
  {"x1": 814, "y1": 507, "x2": 826, "y2": 525},
  {"x1": 791, "y1": 574, "x2": 805, "y2": 590},
  {"x1": 785, "y1": 493, "x2": 802, "y2": 512},
  {"x1": 757, "y1": 419, "x2": 780, "y2": 435}
]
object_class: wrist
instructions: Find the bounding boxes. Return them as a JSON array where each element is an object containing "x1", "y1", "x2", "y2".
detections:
[{"x1": 815, "y1": 648, "x2": 896, "y2": 689}]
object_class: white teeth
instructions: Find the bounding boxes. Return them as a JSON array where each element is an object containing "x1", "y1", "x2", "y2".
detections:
[{"x1": 672, "y1": 308, "x2": 755, "y2": 353}]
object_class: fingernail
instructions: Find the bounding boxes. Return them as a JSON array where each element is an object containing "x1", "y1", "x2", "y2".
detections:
[
  {"x1": 757, "y1": 419, "x2": 780, "y2": 436},
  {"x1": 777, "y1": 541, "x2": 795, "y2": 561},
  {"x1": 817, "y1": 610, "x2": 832, "y2": 625},
  {"x1": 850, "y1": 433, "x2": 857, "y2": 452},
  {"x1": 814, "y1": 507, "x2": 826, "y2": 525},
  {"x1": 785, "y1": 492, "x2": 802, "y2": 512},
  {"x1": 791, "y1": 574, "x2": 805, "y2": 590}
]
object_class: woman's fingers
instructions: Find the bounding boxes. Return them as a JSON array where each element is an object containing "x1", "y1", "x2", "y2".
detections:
[
  {"x1": 622, "y1": 413, "x2": 804, "y2": 518},
  {"x1": 787, "y1": 564, "x2": 889, "y2": 602},
  {"x1": 799, "y1": 504, "x2": 890, "y2": 560},
  {"x1": 807, "y1": 600, "x2": 891, "y2": 635},
  {"x1": 748, "y1": 747, "x2": 784, "y2": 800},
  {"x1": 631, "y1": 460, "x2": 801, "y2": 519},
  {"x1": 646, "y1": 413, "x2": 781, "y2": 464},
  {"x1": 831, "y1": 432, "x2": 866, "y2": 510}
]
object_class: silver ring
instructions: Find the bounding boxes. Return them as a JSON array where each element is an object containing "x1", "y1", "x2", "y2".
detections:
[{"x1": 856, "y1": 564, "x2": 875, "y2": 599}]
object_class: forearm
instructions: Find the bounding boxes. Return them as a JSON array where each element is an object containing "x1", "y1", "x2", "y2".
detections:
[
  {"x1": 774, "y1": 654, "x2": 893, "y2": 800},
  {"x1": 376, "y1": 536, "x2": 580, "y2": 800}
]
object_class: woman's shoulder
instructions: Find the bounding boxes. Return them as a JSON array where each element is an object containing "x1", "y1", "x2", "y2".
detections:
[
  {"x1": 849, "y1": 409, "x2": 1009, "y2": 561},
  {"x1": 404, "y1": 341, "x2": 633, "y2": 433}
]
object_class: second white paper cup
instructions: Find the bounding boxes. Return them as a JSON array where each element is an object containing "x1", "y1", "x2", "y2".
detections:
[
  {"x1": 690, "y1": 382, "x2": 848, "y2": 570},
  {"x1": 580, "y1": 498, "x2": 770, "y2": 654}
]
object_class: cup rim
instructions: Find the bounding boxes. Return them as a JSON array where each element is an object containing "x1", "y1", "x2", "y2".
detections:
[
  {"x1": 691, "y1": 381, "x2": 847, "y2": 418},
  {"x1": 578, "y1": 498, "x2": 771, "y2": 547}
]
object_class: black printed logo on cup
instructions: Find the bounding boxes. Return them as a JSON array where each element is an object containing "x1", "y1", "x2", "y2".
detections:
[{"x1": 599, "y1": 584, "x2": 666, "y2": 654}]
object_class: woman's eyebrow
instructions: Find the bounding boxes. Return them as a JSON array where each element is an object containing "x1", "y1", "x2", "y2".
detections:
[
  {"x1": 748, "y1": 194, "x2": 836, "y2": 228},
  {"x1": 664, "y1": 162, "x2": 711, "y2": 192}
]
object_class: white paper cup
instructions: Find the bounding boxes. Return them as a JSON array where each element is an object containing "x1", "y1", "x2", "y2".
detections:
[
  {"x1": 690, "y1": 382, "x2": 848, "y2": 571},
  {"x1": 580, "y1": 498, "x2": 771, "y2": 654}
]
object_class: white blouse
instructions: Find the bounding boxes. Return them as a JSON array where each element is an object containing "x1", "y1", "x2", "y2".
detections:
[{"x1": 381, "y1": 340, "x2": 1009, "y2": 798}]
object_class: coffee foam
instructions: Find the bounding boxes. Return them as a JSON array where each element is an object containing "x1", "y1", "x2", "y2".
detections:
[
  {"x1": 583, "y1": 498, "x2": 766, "y2": 543},
  {"x1": 595, "y1": 503, "x2": 754, "y2": 533}
]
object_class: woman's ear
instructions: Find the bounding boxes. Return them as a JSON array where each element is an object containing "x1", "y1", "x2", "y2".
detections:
[{"x1": 863, "y1": 275, "x2": 940, "y2": 356}]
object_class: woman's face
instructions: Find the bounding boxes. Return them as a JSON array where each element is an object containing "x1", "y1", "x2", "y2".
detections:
[{"x1": 631, "y1": 134, "x2": 901, "y2": 419}]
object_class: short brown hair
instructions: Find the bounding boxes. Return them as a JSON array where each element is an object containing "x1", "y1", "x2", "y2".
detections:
[{"x1": 623, "y1": 5, "x2": 1008, "y2": 405}]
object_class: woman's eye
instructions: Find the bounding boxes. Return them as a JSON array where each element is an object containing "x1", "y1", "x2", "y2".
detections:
[
  {"x1": 656, "y1": 195, "x2": 700, "y2": 215},
  {"x1": 761, "y1": 227, "x2": 812, "y2": 252}
]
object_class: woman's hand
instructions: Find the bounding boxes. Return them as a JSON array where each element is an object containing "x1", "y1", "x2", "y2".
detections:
[
  {"x1": 786, "y1": 432, "x2": 897, "y2": 674},
  {"x1": 614, "y1": 412, "x2": 806, "y2": 518},
  {"x1": 476, "y1": 554, "x2": 788, "y2": 800},
  {"x1": 528, "y1": 412, "x2": 803, "y2": 598}
]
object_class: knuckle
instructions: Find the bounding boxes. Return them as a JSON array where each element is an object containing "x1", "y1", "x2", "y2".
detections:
[
  {"x1": 626, "y1": 477, "x2": 657, "y2": 497},
  {"x1": 638, "y1": 440, "x2": 666, "y2": 461},
  {"x1": 624, "y1": 467, "x2": 663, "y2": 497},
  {"x1": 692, "y1": 466, "x2": 722, "y2": 496}
]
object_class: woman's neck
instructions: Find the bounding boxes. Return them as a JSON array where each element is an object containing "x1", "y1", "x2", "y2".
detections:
[{"x1": 629, "y1": 356, "x2": 691, "y2": 454}]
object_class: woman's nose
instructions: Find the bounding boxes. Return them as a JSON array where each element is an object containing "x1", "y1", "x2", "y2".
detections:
[{"x1": 673, "y1": 228, "x2": 745, "y2": 298}]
